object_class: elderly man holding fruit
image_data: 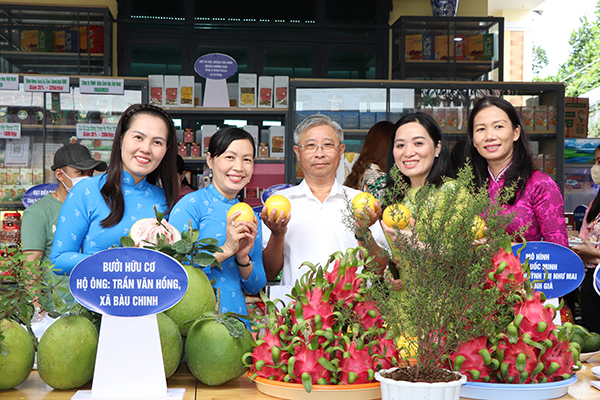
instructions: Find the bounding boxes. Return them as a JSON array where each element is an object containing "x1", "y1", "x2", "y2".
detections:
[{"x1": 261, "y1": 114, "x2": 388, "y2": 286}]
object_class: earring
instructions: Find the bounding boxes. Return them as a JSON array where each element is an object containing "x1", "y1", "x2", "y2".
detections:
[
  {"x1": 435, "y1": 154, "x2": 439, "y2": 158},
  {"x1": 209, "y1": 169, "x2": 213, "y2": 178}
]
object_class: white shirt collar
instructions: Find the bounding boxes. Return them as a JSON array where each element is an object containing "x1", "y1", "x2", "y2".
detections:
[{"x1": 488, "y1": 162, "x2": 512, "y2": 183}]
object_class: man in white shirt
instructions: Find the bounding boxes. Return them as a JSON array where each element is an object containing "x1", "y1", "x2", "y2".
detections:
[{"x1": 261, "y1": 114, "x2": 388, "y2": 285}]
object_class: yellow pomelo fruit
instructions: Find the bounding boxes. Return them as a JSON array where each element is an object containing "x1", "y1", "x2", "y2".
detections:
[
  {"x1": 0, "y1": 318, "x2": 35, "y2": 390},
  {"x1": 383, "y1": 204, "x2": 411, "y2": 229},
  {"x1": 472, "y1": 216, "x2": 486, "y2": 239},
  {"x1": 165, "y1": 264, "x2": 216, "y2": 336},
  {"x1": 37, "y1": 315, "x2": 98, "y2": 389},
  {"x1": 226, "y1": 202, "x2": 255, "y2": 223},
  {"x1": 352, "y1": 192, "x2": 377, "y2": 214},
  {"x1": 157, "y1": 312, "x2": 183, "y2": 378},
  {"x1": 264, "y1": 195, "x2": 291, "y2": 218}
]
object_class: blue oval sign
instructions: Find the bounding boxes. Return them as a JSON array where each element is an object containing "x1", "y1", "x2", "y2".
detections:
[
  {"x1": 70, "y1": 247, "x2": 188, "y2": 317},
  {"x1": 194, "y1": 53, "x2": 238, "y2": 80},
  {"x1": 512, "y1": 241, "x2": 584, "y2": 299},
  {"x1": 23, "y1": 183, "x2": 58, "y2": 208}
]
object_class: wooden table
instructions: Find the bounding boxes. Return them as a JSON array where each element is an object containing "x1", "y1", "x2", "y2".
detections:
[{"x1": 3, "y1": 357, "x2": 600, "y2": 400}]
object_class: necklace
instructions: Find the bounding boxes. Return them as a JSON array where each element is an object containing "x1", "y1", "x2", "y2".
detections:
[{"x1": 53, "y1": 191, "x2": 62, "y2": 202}]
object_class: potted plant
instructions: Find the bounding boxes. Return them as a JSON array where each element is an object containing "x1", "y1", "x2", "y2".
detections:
[
  {"x1": 351, "y1": 166, "x2": 581, "y2": 400},
  {"x1": 349, "y1": 166, "x2": 523, "y2": 400}
]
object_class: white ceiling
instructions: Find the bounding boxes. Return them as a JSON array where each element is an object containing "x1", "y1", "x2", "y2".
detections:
[{"x1": 488, "y1": 0, "x2": 548, "y2": 15}]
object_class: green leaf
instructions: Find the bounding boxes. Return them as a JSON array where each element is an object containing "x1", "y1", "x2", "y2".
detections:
[
  {"x1": 120, "y1": 236, "x2": 135, "y2": 247},
  {"x1": 172, "y1": 240, "x2": 193, "y2": 254},
  {"x1": 193, "y1": 252, "x2": 217, "y2": 267}
]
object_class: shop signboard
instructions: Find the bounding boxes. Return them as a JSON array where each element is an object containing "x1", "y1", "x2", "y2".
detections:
[
  {"x1": 24, "y1": 76, "x2": 69, "y2": 92},
  {"x1": 76, "y1": 123, "x2": 116, "y2": 139},
  {"x1": 512, "y1": 241, "x2": 584, "y2": 299},
  {"x1": 195, "y1": 53, "x2": 237, "y2": 107},
  {"x1": 0, "y1": 122, "x2": 20, "y2": 139},
  {"x1": 80, "y1": 78, "x2": 124, "y2": 95},
  {"x1": 0, "y1": 74, "x2": 19, "y2": 90},
  {"x1": 70, "y1": 247, "x2": 188, "y2": 317},
  {"x1": 194, "y1": 53, "x2": 237, "y2": 80}
]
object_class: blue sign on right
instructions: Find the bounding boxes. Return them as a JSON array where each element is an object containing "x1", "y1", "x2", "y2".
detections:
[{"x1": 512, "y1": 241, "x2": 584, "y2": 299}]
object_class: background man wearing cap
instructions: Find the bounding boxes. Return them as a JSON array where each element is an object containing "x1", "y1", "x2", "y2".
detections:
[{"x1": 21, "y1": 143, "x2": 107, "y2": 263}]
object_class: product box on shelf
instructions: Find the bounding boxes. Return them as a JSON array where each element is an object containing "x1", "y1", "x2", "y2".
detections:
[
  {"x1": 38, "y1": 29, "x2": 53, "y2": 52},
  {"x1": 445, "y1": 107, "x2": 459, "y2": 130},
  {"x1": 238, "y1": 73, "x2": 257, "y2": 107},
  {"x1": 194, "y1": 83, "x2": 203, "y2": 106},
  {"x1": 544, "y1": 154, "x2": 557, "y2": 179},
  {"x1": 520, "y1": 106, "x2": 535, "y2": 131},
  {"x1": 548, "y1": 105, "x2": 557, "y2": 131},
  {"x1": 376, "y1": 112, "x2": 388, "y2": 123},
  {"x1": 258, "y1": 76, "x2": 274, "y2": 108},
  {"x1": 148, "y1": 75, "x2": 164, "y2": 106},
  {"x1": 359, "y1": 112, "x2": 376, "y2": 129},
  {"x1": 177, "y1": 143, "x2": 188, "y2": 157},
  {"x1": 179, "y1": 76, "x2": 195, "y2": 107},
  {"x1": 535, "y1": 105, "x2": 548, "y2": 131},
  {"x1": 565, "y1": 97, "x2": 589, "y2": 138},
  {"x1": 244, "y1": 125, "x2": 260, "y2": 154},
  {"x1": 190, "y1": 143, "x2": 201, "y2": 157},
  {"x1": 79, "y1": 25, "x2": 104, "y2": 53},
  {"x1": 201, "y1": 125, "x2": 218, "y2": 156},
  {"x1": 20, "y1": 30, "x2": 39, "y2": 52},
  {"x1": 435, "y1": 35, "x2": 454, "y2": 60},
  {"x1": 465, "y1": 34, "x2": 493, "y2": 61},
  {"x1": 53, "y1": 31, "x2": 66, "y2": 52},
  {"x1": 274, "y1": 76, "x2": 289, "y2": 108},
  {"x1": 454, "y1": 35, "x2": 466, "y2": 60},
  {"x1": 405, "y1": 34, "x2": 434, "y2": 60},
  {"x1": 433, "y1": 107, "x2": 446, "y2": 129},
  {"x1": 532, "y1": 154, "x2": 544, "y2": 171},
  {"x1": 342, "y1": 112, "x2": 359, "y2": 129},
  {"x1": 164, "y1": 75, "x2": 179, "y2": 106},
  {"x1": 326, "y1": 112, "x2": 343, "y2": 127},
  {"x1": 184, "y1": 129, "x2": 194, "y2": 143},
  {"x1": 65, "y1": 29, "x2": 78, "y2": 53},
  {"x1": 268, "y1": 126, "x2": 285, "y2": 158},
  {"x1": 227, "y1": 83, "x2": 238, "y2": 107}
]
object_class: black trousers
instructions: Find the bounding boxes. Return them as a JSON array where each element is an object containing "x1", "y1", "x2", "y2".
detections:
[{"x1": 581, "y1": 267, "x2": 600, "y2": 334}]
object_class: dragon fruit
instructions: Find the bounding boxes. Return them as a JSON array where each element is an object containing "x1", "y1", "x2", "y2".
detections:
[
  {"x1": 337, "y1": 339, "x2": 375, "y2": 385},
  {"x1": 539, "y1": 325, "x2": 582, "y2": 382},
  {"x1": 246, "y1": 247, "x2": 397, "y2": 392},
  {"x1": 447, "y1": 336, "x2": 497, "y2": 382},
  {"x1": 495, "y1": 337, "x2": 544, "y2": 384},
  {"x1": 512, "y1": 291, "x2": 556, "y2": 345},
  {"x1": 485, "y1": 244, "x2": 527, "y2": 295}
]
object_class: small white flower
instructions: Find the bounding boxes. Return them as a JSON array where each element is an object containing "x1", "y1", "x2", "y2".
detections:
[
  {"x1": 231, "y1": 291, "x2": 236, "y2": 297},
  {"x1": 57, "y1": 240, "x2": 62, "y2": 248},
  {"x1": 124, "y1": 228, "x2": 130, "y2": 235},
  {"x1": 90, "y1": 241, "x2": 96, "y2": 247},
  {"x1": 71, "y1": 233, "x2": 77, "y2": 241},
  {"x1": 131, "y1": 216, "x2": 136, "y2": 221},
  {"x1": 220, "y1": 277, "x2": 226, "y2": 282},
  {"x1": 61, "y1": 216, "x2": 66, "y2": 223},
  {"x1": 85, "y1": 188, "x2": 90, "y2": 196},
  {"x1": 137, "y1": 203, "x2": 142, "y2": 209},
  {"x1": 74, "y1": 209, "x2": 80, "y2": 217},
  {"x1": 125, "y1": 190, "x2": 131, "y2": 196}
]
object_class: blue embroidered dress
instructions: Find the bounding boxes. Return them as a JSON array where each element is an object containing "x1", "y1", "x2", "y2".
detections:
[
  {"x1": 168, "y1": 184, "x2": 266, "y2": 318},
  {"x1": 50, "y1": 171, "x2": 167, "y2": 275}
]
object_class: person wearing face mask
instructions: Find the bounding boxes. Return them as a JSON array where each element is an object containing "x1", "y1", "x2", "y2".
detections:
[
  {"x1": 571, "y1": 144, "x2": 600, "y2": 333},
  {"x1": 21, "y1": 143, "x2": 107, "y2": 263}
]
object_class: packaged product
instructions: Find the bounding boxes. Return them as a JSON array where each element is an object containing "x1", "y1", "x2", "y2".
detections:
[
  {"x1": 164, "y1": 75, "x2": 179, "y2": 106},
  {"x1": 258, "y1": 76, "x2": 274, "y2": 108},
  {"x1": 454, "y1": 35, "x2": 466, "y2": 60},
  {"x1": 53, "y1": 31, "x2": 66, "y2": 52},
  {"x1": 268, "y1": 126, "x2": 285, "y2": 158},
  {"x1": 548, "y1": 105, "x2": 557, "y2": 131},
  {"x1": 535, "y1": 106, "x2": 548, "y2": 131},
  {"x1": 38, "y1": 29, "x2": 53, "y2": 52},
  {"x1": 520, "y1": 106, "x2": 535, "y2": 131},
  {"x1": 65, "y1": 29, "x2": 79, "y2": 53},
  {"x1": 274, "y1": 76, "x2": 288, "y2": 108},
  {"x1": 148, "y1": 75, "x2": 164, "y2": 106},
  {"x1": 433, "y1": 107, "x2": 446, "y2": 129},
  {"x1": 445, "y1": 107, "x2": 458, "y2": 130},
  {"x1": 435, "y1": 35, "x2": 454, "y2": 60},
  {"x1": 244, "y1": 125, "x2": 259, "y2": 154},
  {"x1": 238, "y1": 73, "x2": 257, "y2": 107},
  {"x1": 201, "y1": 125, "x2": 218, "y2": 156},
  {"x1": 565, "y1": 97, "x2": 589, "y2": 138},
  {"x1": 179, "y1": 76, "x2": 194, "y2": 107}
]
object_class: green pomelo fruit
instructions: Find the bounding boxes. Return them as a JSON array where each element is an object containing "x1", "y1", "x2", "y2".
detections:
[
  {"x1": 582, "y1": 332, "x2": 600, "y2": 353},
  {"x1": 570, "y1": 333, "x2": 585, "y2": 350},
  {"x1": 0, "y1": 319, "x2": 35, "y2": 390},
  {"x1": 37, "y1": 314, "x2": 98, "y2": 389},
  {"x1": 157, "y1": 312, "x2": 183, "y2": 378},
  {"x1": 165, "y1": 264, "x2": 216, "y2": 336},
  {"x1": 573, "y1": 324, "x2": 592, "y2": 338},
  {"x1": 184, "y1": 316, "x2": 254, "y2": 386}
]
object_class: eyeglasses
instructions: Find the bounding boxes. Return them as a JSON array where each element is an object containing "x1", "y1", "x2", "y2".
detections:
[{"x1": 297, "y1": 143, "x2": 341, "y2": 153}]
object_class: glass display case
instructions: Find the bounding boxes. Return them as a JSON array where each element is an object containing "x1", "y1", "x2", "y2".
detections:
[
  {"x1": 0, "y1": 4, "x2": 112, "y2": 76},
  {"x1": 0, "y1": 75, "x2": 146, "y2": 214},
  {"x1": 391, "y1": 16, "x2": 504, "y2": 81},
  {"x1": 288, "y1": 79, "x2": 565, "y2": 192}
]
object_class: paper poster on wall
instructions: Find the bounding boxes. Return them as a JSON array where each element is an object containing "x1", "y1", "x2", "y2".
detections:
[{"x1": 5, "y1": 136, "x2": 30, "y2": 166}]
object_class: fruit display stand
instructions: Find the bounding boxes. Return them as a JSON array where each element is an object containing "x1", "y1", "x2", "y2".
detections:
[{"x1": 4, "y1": 358, "x2": 600, "y2": 400}]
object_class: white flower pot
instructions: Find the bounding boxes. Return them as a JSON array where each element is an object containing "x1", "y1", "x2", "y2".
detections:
[{"x1": 375, "y1": 367, "x2": 467, "y2": 400}]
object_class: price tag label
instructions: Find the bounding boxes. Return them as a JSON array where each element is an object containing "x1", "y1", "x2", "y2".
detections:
[
  {"x1": 0, "y1": 123, "x2": 20, "y2": 139},
  {"x1": 24, "y1": 76, "x2": 70, "y2": 92},
  {"x1": 80, "y1": 78, "x2": 124, "y2": 95},
  {"x1": 512, "y1": 241, "x2": 584, "y2": 299},
  {"x1": 76, "y1": 123, "x2": 116, "y2": 139},
  {"x1": 70, "y1": 247, "x2": 188, "y2": 317},
  {"x1": 0, "y1": 74, "x2": 19, "y2": 90}
]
